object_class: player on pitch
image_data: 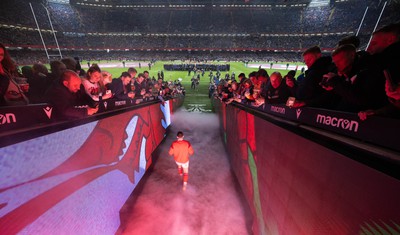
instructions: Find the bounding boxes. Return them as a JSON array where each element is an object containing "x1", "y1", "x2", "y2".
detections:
[{"x1": 168, "y1": 131, "x2": 194, "y2": 189}]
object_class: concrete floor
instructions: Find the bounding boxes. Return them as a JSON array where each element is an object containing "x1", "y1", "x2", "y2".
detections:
[{"x1": 117, "y1": 109, "x2": 253, "y2": 235}]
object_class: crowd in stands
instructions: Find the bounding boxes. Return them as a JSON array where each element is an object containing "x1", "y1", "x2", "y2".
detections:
[
  {"x1": 0, "y1": 0, "x2": 399, "y2": 64},
  {"x1": 8, "y1": 49, "x2": 304, "y2": 66},
  {"x1": 2, "y1": 0, "x2": 395, "y2": 34},
  {"x1": 1, "y1": 0, "x2": 400, "y2": 122},
  {"x1": 1, "y1": 28, "x2": 350, "y2": 51},
  {"x1": 214, "y1": 22, "x2": 400, "y2": 120},
  {"x1": 0, "y1": 45, "x2": 185, "y2": 120}
]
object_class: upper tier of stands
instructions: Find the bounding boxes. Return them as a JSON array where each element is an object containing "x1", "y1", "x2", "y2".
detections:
[
  {"x1": 1, "y1": 0, "x2": 399, "y2": 63},
  {"x1": 2, "y1": 0, "x2": 398, "y2": 34}
]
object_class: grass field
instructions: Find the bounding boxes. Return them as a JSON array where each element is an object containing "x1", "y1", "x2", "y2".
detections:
[{"x1": 81, "y1": 60, "x2": 305, "y2": 112}]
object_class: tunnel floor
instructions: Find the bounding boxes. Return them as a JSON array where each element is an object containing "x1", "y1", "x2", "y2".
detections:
[{"x1": 117, "y1": 109, "x2": 253, "y2": 235}]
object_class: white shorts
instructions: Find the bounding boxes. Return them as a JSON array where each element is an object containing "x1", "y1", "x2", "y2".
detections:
[{"x1": 175, "y1": 161, "x2": 189, "y2": 168}]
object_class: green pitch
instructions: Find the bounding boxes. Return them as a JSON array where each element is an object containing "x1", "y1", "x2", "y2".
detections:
[{"x1": 82, "y1": 60, "x2": 304, "y2": 112}]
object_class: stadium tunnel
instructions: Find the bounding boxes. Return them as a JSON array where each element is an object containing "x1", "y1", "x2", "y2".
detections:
[
  {"x1": 1, "y1": 0, "x2": 400, "y2": 233},
  {"x1": 1, "y1": 94, "x2": 400, "y2": 234}
]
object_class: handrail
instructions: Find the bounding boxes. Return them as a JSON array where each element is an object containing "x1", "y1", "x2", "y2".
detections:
[
  {"x1": 0, "y1": 96, "x2": 180, "y2": 147},
  {"x1": 214, "y1": 99, "x2": 400, "y2": 179},
  {"x1": 229, "y1": 101, "x2": 400, "y2": 153}
]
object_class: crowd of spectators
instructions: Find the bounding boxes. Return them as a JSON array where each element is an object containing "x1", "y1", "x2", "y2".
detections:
[
  {"x1": 1, "y1": 0, "x2": 400, "y2": 121},
  {"x1": 0, "y1": 0, "x2": 399, "y2": 64},
  {"x1": 1, "y1": 28, "x2": 351, "y2": 51},
  {"x1": 2, "y1": 0, "x2": 396, "y2": 34},
  {"x1": 8, "y1": 49, "x2": 305, "y2": 66},
  {"x1": 214, "y1": 22, "x2": 400, "y2": 120},
  {"x1": 0, "y1": 48, "x2": 185, "y2": 120}
]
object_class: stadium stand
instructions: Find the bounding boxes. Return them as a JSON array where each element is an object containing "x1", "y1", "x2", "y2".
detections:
[{"x1": 1, "y1": 0, "x2": 399, "y2": 63}]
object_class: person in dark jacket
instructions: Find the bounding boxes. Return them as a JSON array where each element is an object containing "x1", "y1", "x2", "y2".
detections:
[
  {"x1": 45, "y1": 70, "x2": 98, "y2": 120},
  {"x1": 321, "y1": 44, "x2": 388, "y2": 112},
  {"x1": 297, "y1": 46, "x2": 331, "y2": 100},
  {"x1": 264, "y1": 72, "x2": 291, "y2": 104},
  {"x1": 289, "y1": 46, "x2": 336, "y2": 108},
  {"x1": 27, "y1": 63, "x2": 49, "y2": 103},
  {"x1": 133, "y1": 73, "x2": 150, "y2": 99},
  {"x1": 367, "y1": 22, "x2": 400, "y2": 89},
  {"x1": 110, "y1": 72, "x2": 135, "y2": 100},
  {"x1": 359, "y1": 22, "x2": 400, "y2": 120}
]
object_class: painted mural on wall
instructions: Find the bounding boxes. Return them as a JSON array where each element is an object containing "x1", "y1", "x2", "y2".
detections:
[{"x1": 0, "y1": 100, "x2": 179, "y2": 234}]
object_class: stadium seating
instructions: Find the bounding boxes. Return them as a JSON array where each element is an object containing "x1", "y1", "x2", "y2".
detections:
[{"x1": 0, "y1": 0, "x2": 399, "y2": 63}]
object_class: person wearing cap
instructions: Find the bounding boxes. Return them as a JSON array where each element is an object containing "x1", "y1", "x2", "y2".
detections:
[{"x1": 168, "y1": 131, "x2": 194, "y2": 189}]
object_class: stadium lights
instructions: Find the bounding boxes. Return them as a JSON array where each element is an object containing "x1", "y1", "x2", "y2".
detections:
[{"x1": 309, "y1": 0, "x2": 329, "y2": 7}]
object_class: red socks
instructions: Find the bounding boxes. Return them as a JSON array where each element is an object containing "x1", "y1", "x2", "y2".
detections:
[{"x1": 183, "y1": 173, "x2": 188, "y2": 183}]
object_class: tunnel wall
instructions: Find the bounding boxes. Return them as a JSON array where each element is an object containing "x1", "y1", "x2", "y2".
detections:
[
  {"x1": 0, "y1": 98, "x2": 183, "y2": 234},
  {"x1": 214, "y1": 100, "x2": 400, "y2": 235}
]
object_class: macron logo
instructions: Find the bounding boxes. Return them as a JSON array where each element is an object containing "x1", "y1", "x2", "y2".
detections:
[
  {"x1": 43, "y1": 107, "x2": 52, "y2": 119},
  {"x1": 296, "y1": 109, "x2": 302, "y2": 119},
  {"x1": 270, "y1": 105, "x2": 285, "y2": 114},
  {"x1": 0, "y1": 113, "x2": 16, "y2": 125},
  {"x1": 316, "y1": 114, "x2": 359, "y2": 132}
]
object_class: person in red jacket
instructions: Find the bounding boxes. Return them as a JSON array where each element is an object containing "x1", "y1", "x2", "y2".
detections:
[{"x1": 168, "y1": 131, "x2": 194, "y2": 188}]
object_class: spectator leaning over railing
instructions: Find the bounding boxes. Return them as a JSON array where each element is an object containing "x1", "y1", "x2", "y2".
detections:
[
  {"x1": 48, "y1": 60, "x2": 67, "y2": 85},
  {"x1": 255, "y1": 68, "x2": 269, "y2": 95},
  {"x1": 61, "y1": 57, "x2": 78, "y2": 73},
  {"x1": 224, "y1": 81, "x2": 241, "y2": 105},
  {"x1": 127, "y1": 67, "x2": 137, "y2": 82},
  {"x1": 359, "y1": 22, "x2": 400, "y2": 120},
  {"x1": 289, "y1": 45, "x2": 335, "y2": 109},
  {"x1": 283, "y1": 70, "x2": 298, "y2": 97},
  {"x1": 45, "y1": 70, "x2": 98, "y2": 120},
  {"x1": 82, "y1": 64, "x2": 112, "y2": 102},
  {"x1": 263, "y1": 71, "x2": 291, "y2": 105},
  {"x1": 110, "y1": 72, "x2": 135, "y2": 100},
  {"x1": 143, "y1": 70, "x2": 151, "y2": 87},
  {"x1": 337, "y1": 35, "x2": 372, "y2": 71},
  {"x1": 238, "y1": 72, "x2": 246, "y2": 84},
  {"x1": 220, "y1": 81, "x2": 234, "y2": 103},
  {"x1": 238, "y1": 78, "x2": 255, "y2": 105},
  {"x1": 0, "y1": 43, "x2": 29, "y2": 106},
  {"x1": 134, "y1": 73, "x2": 151, "y2": 99},
  {"x1": 28, "y1": 63, "x2": 49, "y2": 104},
  {"x1": 100, "y1": 71, "x2": 113, "y2": 94},
  {"x1": 320, "y1": 44, "x2": 388, "y2": 112},
  {"x1": 151, "y1": 82, "x2": 162, "y2": 97}
]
